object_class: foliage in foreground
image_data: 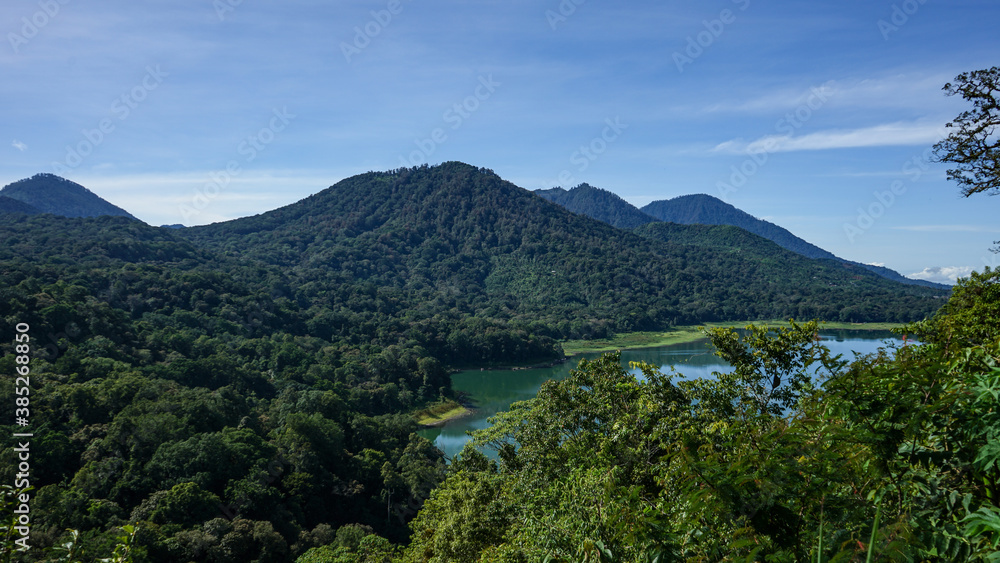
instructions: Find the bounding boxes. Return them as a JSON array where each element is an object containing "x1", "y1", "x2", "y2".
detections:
[{"x1": 401, "y1": 268, "x2": 1000, "y2": 562}]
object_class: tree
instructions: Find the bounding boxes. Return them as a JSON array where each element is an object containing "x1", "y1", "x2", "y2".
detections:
[{"x1": 933, "y1": 67, "x2": 1000, "y2": 198}]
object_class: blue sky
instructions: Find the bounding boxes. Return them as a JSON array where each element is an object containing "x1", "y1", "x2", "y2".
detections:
[{"x1": 2, "y1": 0, "x2": 998, "y2": 284}]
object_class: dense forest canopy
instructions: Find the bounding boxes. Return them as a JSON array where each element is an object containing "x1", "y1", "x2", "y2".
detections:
[
  {"x1": 0, "y1": 161, "x2": 960, "y2": 562},
  {"x1": 398, "y1": 269, "x2": 1000, "y2": 561}
]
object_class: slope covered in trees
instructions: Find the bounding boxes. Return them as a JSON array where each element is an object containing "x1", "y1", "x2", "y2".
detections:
[
  {"x1": 534, "y1": 184, "x2": 656, "y2": 230},
  {"x1": 0, "y1": 173, "x2": 139, "y2": 220},
  {"x1": 0, "y1": 195, "x2": 40, "y2": 215},
  {"x1": 181, "y1": 162, "x2": 944, "y2": 329},
  {"x1": 0, "y1": 212, "x2": 455, "y2": 561},
  {"x1": 398, "y1": 268, "x2": 1000, "y2": 562},
  {"x1": 0, "y1": 162, "x2": 950, "y2": 562},
  {"x1": 641, "y1": 194, "x2": 837, "y2": 259},
  {"x1": 639, "y1": 193, "x2": 947, "y2": 289}
]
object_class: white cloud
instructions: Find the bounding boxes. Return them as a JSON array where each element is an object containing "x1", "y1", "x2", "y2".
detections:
[
  {"x1": 907, "y1": 266, "x2": 974, "y2": 285},
  {"x1": 12, "y1": 140, "x2": 27, "y2": 151},
  {"x1": 716, "y1": 120, "x2": 949, "y2": 154},
  {"x1": 699, "y1": 72, "x2": 956, "y2": 116},
  {"x1": 866, "y1": 262, "x2": 885, "y2": 267}
]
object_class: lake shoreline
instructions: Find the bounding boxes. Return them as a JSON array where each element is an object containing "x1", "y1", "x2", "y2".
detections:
[
  {"x1": 418, "y1": 407, "x2": 474, "y2": 428},
  {"x1": 423, "y1": 330, "x2": 906, "y2": 459},
  {"x1": 561, "y1": 321, "x2": 905, "y2": 355}
]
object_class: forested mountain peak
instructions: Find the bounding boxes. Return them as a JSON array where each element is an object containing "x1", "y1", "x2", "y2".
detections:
[
  {"x1": 534, "y1": 182, "x2": 657, "y2": 230},
  {"x1": 640, "y1": 194, "x2": 829, "y2": 254},
  {"x1": 179, "y1": 161, "x2": 946, "y2": 330},
  {"x1": 186, "y1": 162, "x2": 556, "y2": 241},
  {"x1": 639, "y1": 193, "x2": 947, "y2": 289},
  {"x1": 0, "y1": 172, "x2": 139, "y2": 220},
  {"x1": 0, "y1": 161, "x2": 953, "y2": 561}
]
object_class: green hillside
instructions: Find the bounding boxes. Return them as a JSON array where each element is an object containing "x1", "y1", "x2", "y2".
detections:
[
  {"x1": 640, "y1": 193, "x2": 836, "y2": 258},
  {"x1": 0, "y1": 195, "x2": 41, "y2": 215},
  {"x1": 639, "y1": 193, "x2": 947, "y2": 289},
  {"x1": 534, "y1": 183, "x2": 656, "y2": 230},
  {"x1": 183, "y1": 163, "x2": 945, "y2": 329},
  {"x1": 0, "y1": 173, "x2": 139, "y2": 220},
  {"x1": 0, "y1": 162, "x2": 952, "y2": 562}
]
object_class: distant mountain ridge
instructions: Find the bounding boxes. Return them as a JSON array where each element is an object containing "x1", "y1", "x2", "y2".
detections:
[
  {"x1": 0, "y1": 173, "x2": 139, "y2": 220},
  {"x1": 640, "y1": 194, "x2": 948, "y2": 289},
  {"x1": 641, "y1": 194, "x2": 838, "y2": 260},
  {"x1": 533, "y1": 184, "x2": 945, "y2": 290},
  {"x1": 535, "y1": 184, "x2": 656, "y2": 230}
]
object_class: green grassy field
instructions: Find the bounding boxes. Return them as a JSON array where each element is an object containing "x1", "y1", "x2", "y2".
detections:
[
  {"x1": 413, "y1": 400, "x2": 471, "y2": 426},
  {"x1": 561, "y1": 321, "x2": 905, "y2": 355}
]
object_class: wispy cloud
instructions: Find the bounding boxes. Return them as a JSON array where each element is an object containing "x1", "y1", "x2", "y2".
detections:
[
  {"x1": 11, "y1": 140, "x2": 27, "y2": 152},
  {"x1": 72, "y1": 169, "x2": 353, "y2": 226},
  {"x1": 698, "y1": 72, "x2": 956, "y2": 116},
  {"x1": 907, "y1": 266, "x2": 973, "y2": 285},
  {"x1": 714, "y1": 120, "x2": 947, "y2": 154}
]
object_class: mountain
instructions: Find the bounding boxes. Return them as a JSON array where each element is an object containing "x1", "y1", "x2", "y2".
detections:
[
  {"x1": 641, "y1": 194, "x2": 838, "y2": 260},
  {"x1": 181, "y1": 162, "x2": 945, "y2": 328},
  {"x1": 0, "y1": 162, "x2": 950, "y2": 560},
  {"x1": 0, "y1": 194, "x2": 41, "y2": 214},
  {"x1": 534, "y1": 184, "x2": 656, "y2": 229},
  {"x1": 0, "y1": 173, "x2": 139, "y2": 220},
  {"x1": 634, "y1": 220, "x2": 803, "y2": 256},
  {"x1": 639, "y1": 193, "x2": 948, "y2": 290}
]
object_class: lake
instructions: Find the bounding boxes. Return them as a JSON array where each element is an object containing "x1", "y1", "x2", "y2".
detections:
[{"x1": 419, "y1": 329, "x2": 905, "y2": 459}]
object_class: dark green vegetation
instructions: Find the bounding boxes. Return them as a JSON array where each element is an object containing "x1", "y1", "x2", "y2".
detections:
[
  {"x1": 534, "y1": 184, "x2": 656, "y2": 230},
  {"x1": 0, "y1": 162, "x2": 948, "y2": 562},
  {"x1": 642, "y1": 194, "x2": 949, "y2": 289},
  {"x1": 538, "y1": 186, "x2": 946, "y2": 289},
  {"x1": 0, "y1": 213, "x2": 450, "y2": 561},
  {"x1": 182, "y1": 163, "x2": 944, "y2": 327},
  {"x1": 642, "y1": 194, "x2": 837, "y2": 260},
  {"x1": 402, "y1": 269, "x2": 1000, "y2": 561},
  {"x1": 0, "y1": 174, "x2": 138, "y2": 220},
  {"x1": 0, "y1": 196, "x2": 40, "y2": 216}
]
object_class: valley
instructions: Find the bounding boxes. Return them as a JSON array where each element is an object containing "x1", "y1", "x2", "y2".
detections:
[{"x1": 0, "y1": 162, "x2": 994, "y2": 562}]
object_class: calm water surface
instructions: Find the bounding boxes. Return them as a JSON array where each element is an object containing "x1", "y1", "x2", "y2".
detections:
[{"x1": 420, "y1": 330, "x2": 904, "y2": 459}]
